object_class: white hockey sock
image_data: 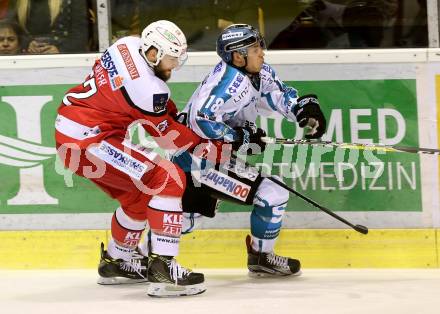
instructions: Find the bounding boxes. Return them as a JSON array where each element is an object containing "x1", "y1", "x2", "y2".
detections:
[
  {"x1": 251, "y1": 235, "x2": 277, "y2": 253},
  {"x1": 150, "y1": 232, "x2": 180, "y2": 257},
  {"x1": 107, "y1": 238, "x2": 134, "y2": 261}
]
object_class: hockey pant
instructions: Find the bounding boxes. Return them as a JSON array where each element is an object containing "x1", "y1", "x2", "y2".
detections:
[
  {"x1": 56, "y1": 135, "x2": 186, "y2": 257},
  {"x1": 181, "y1": 161, "x2": 289, "y2": 253}
]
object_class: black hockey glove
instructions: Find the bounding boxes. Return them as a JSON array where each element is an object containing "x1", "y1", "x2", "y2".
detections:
[
  {"x1": 293, "y1": 94, "x2": 327, "y2": 139},
  {"x1": 232, "y1": 124, "x2": 266, "y2": 154}
]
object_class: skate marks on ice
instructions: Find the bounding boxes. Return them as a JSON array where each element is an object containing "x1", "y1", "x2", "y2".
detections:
[{"x1": 1, "y1": 269, "x2": 440, "y2": 314}]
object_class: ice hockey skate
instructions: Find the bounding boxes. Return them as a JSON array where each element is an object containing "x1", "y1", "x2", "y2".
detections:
[
  {"x1": 97, "y1": 243, "x2": 148, "y2": 285},
  {"x1": 147, "y1": 253, "x2": 206, "y2": 297},
  {"x1": 246, "y1": 235, "x2": 301, "y2": 277}
]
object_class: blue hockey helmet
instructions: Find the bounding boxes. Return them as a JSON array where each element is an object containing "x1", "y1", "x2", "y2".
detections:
[{"x1": 216, "y1": 24, "x2": 266, "y2": 64}]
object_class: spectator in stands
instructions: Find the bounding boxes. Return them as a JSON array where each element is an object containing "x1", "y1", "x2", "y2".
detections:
[
  {"x1": 267, "y1": 0, "x2": 400, "y2": 49},
  {"x1": 341, "y1": 0, "x2": 387, "y2": 47},
  {"x1": 15, "y1": 0, "x2": 89, "y2": 54},
  {"x1": 0, "y1": 19, "x2": 24, "y2": 54}
]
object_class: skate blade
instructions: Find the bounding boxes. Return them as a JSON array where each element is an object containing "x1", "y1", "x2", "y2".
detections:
[
  {"x1": 248, "y1": 269, "x2": 302, "y2": 278},
  {"x1": 97, "y1": 276, "x2": 149, "y2": 285},
  {"x1": 147, "y1": 282, "x2": 206, "y2": 297}
]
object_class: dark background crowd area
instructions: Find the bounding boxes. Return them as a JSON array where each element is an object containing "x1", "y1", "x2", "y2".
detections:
[{"x1": 0, "y1": 0, "x2": 429, "y2": 55}]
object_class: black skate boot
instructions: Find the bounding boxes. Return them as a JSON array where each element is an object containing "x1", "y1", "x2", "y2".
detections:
[
  {"x1": 246, "y1": 235, "x2": 301, "y2": 277},
  {"x1": 97, "y1": 242, "x2": 148, "y2": 285},
  {"x1": 147, "y1": 253, "x2": 206, "y2": 297}
]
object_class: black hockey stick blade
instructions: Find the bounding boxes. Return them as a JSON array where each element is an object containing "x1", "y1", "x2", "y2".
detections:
[
  {"x1": 353, "y1": 224, "x2": 369, "y2": 235},
  {"x1": 267, "y1": 177, "x2": 368, "y2": 235}
]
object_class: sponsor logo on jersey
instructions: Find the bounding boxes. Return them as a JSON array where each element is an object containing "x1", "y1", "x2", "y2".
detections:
[
  {"x1": 262, "y1": 64, "x2": 271, "y2": 73},
  {"x1": 162, "y1": 213, "x2": 182, "y2": 235},
  {"x1": 88, "y1": 141, "x2": 149, "y2": 180},
  {"x1": 213, "y1": 62, "x2": 223, "y2": 74},
  {"x1": 226, "y1": 73, "x2": 244, "y2": 95},
  {"x1": 232, "y1": 85, "x2": 249, "y2": 103},
  {"x1": 155, "y1": 235, "x2": 180, "y2": 244},
  {"x1": 110, "y1": 75, "x2": 124, "y2": 90},
  {"x1": 200, "y1": 169, "x2": 250, "y2": 201},
  {"x1": 124, "y1": 231, "x2": 142, "y2": 246},
  {"x1": 101, "y1": 50, "x2": 119, "y2": 78},
  {"x1": 222, "y1": 32, "x2": 244, "y2": 40},
  {"x1": 156, "y1": 119, "x2": 169, "y2": 132},
  {"x1": 117, "y1": 43, "x2": 140, "y2": 80},
  {"x1": 101, "y1": 50, "x2": 122, "y2": 91},
  {"x1": 153, "y1": 93, "x2": 168, "y2": 113}
]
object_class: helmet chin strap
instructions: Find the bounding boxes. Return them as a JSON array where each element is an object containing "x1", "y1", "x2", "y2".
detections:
[{"x1": 231, "y1": 56, "x2": 260, "y2": 89}]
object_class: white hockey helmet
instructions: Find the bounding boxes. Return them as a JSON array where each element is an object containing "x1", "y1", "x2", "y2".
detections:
[{"x1": 141, "y1": 20, "x2": 188, "y2": 68}]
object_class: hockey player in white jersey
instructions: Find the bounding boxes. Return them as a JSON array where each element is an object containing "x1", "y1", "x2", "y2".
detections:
[{"x1": 173, "y1": 24, "x2": 326, "y2": 277}]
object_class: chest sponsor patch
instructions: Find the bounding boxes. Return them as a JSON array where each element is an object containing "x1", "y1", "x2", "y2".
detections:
[
  {"x1": 153, "y1": 93, "x2": 168, "y2": 113},
  {"x1": 87, "y1": 141, "x2": 150, "y2": 180},
  {"x1": 200, "y1": 168, "x2": 251, "y2": 201},
  {"x1": 226, "y1": 73, "x2": 244, "y2": 95}
]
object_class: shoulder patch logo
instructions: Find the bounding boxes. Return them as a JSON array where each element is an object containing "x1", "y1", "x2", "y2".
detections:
[
  {"x1": 117, "y1": 43, "x2": 140, "y2": 80},
  {"x1": 110, "y1": 75, "x2": 124, "y2": 90},
  {"x1": 153, "y1": 93, "x2": 168, "y2": 113}
]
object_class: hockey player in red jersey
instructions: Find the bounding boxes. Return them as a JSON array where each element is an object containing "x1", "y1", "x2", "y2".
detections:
[{"x1": 55, "y1": 20, "x2": 207, "y2": 297}]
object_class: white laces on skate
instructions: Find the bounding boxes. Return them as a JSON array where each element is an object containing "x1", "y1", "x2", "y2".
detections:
[
  {"x1": 168, "y1": 259, "x2": 191, "y2": 284},
  {"x1": 266, "y1": 252, "x2": 289, "y2": 268},
  {"x1": 120, "y1": 253, "x2": 147, "y2": 279}
]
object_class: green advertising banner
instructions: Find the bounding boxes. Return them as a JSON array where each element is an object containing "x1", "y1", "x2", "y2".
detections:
[{"x1": 0, "y1": 79, "x2": 420, "y2": 215}]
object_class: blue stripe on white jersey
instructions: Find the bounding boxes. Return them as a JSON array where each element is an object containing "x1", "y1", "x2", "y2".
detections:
[
  {"x1": 195, "y1": 65, "x2": 241, "y2": 140},
  {"x1": 199, "y1": 65, "x2": 237, "y2": 116}
]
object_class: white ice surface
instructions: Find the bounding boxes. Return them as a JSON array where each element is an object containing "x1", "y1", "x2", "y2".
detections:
[{"x1": 1, "y1": 269, "x2": 440, "y2": 314}]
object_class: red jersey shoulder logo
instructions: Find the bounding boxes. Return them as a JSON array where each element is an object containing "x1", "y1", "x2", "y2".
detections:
[{"x1": 117, "y1": 43, "x2": 140, "y2": 80}]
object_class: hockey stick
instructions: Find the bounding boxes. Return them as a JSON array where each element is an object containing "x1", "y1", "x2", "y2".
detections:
[
  {"x1": 261, "y1": 137, "x2": 440, "y2": 156},
  {"x1": 231, "y1": 154, "x2": 369, "y2": 234},
  {"x1": 267, "y1": 176, "x2": 368, "y2": 235}
]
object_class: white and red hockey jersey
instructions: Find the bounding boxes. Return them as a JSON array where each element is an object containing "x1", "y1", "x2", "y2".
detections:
[{"x1": 55, "y1": 36, "x2": 201, "y2": 151}]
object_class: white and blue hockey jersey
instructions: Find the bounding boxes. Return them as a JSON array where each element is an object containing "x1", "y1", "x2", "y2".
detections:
[
  {"x1": 174, "y1": 60, "x2": 300, "y2": 171},
  {"x1": 184, "y1": 60, "x2": 299, "y2": 141}
]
